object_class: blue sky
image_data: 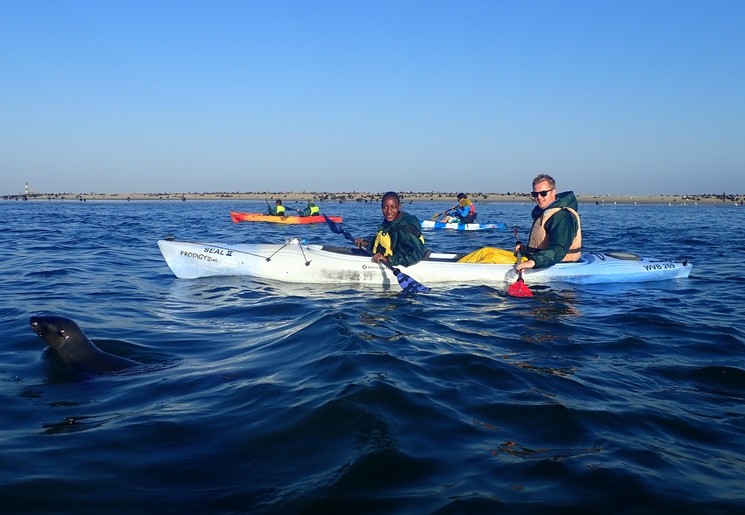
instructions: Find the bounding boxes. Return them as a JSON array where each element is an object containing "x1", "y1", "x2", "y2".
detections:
[{"x1": 2, "y1": 0, "x2": 743, "y2": 196}]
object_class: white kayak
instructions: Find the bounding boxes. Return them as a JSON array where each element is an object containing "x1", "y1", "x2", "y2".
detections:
[
  {"x1": 420, "y1": 220, "x2": 507, "y2": 231},
  {"x1": 157, "y1": 238, "x2": 692, "y2": 286}
]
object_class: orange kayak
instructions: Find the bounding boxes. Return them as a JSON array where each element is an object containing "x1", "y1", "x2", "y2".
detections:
[{"x1": 230, "y1": 211, "x2": 343, "y2": 224}]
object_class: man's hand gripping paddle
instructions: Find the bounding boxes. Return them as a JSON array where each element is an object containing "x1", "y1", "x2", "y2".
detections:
[
  {"x1": 429, "y1": 206, "x2": 457, "y2": 221},
  {"x1": 507, "y1": 227, "x2": 533, "y2": 298}
]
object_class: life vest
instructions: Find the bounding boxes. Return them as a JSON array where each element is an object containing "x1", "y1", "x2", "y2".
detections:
[
  {"x1": 373, "y1": 225, "x2": 426, "y2": 258},
  {"x1": 461, "y1": 199, "x2": 476, "y2": 223},
  {"x1": 308, "y1": 204, "x2": 320, "y2": 216},
  {"x1": 274, "y1": 205, "x2": 286, "y2": 215},
  {"x1": 527, "y1": 206, "x2": 582, "y2": 262},
  {"x1": 449, "y1": 199, "x2": 477, "y2": 223},
  {"x1": 462, "y1": 199, "x2": 476, "y2": 214}
]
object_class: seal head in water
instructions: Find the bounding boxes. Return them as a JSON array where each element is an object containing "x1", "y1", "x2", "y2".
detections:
[{"x1": 30, "y1": 315, "x2": 140, "y2": 374}]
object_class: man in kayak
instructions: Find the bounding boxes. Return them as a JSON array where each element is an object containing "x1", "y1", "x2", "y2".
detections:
[
  {"x1": 354, "y1": 191, "x2": 429, "y2": 267},
  {"x1": 441, "y1": 193, "x2": 477, "y2": 224},
  {"x1": 269, "y1": 199, "x2": 286, "y2": 216},
  {"x1": 515, "y1": 174, "x2": 582, "y2": 271},
  {"x1": 300, "y1": 201, "x2": 320, "y2": 217}
]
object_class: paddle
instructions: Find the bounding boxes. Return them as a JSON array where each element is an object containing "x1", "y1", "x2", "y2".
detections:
[
  {"x1": 323, "y1": 215, "x2": 430, "y2": 293},
  {"x1": 507, "y1": 228, "x2": 533, "y2": 297},
  {"x1": 430, "y1": 206, "x2": 457, "y2": 220}
]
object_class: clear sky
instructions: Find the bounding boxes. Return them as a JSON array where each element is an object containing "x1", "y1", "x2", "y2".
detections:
[{"x1": 2, "y1": 0, "x2": 743, "y2": 196}]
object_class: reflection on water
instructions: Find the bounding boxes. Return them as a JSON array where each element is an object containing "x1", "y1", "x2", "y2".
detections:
[
  {"x1": 526, "y1": 290, "x2": 582, "y2": 320},
  {"x1": 492, "y1": 441, "x2": 602, "y2": 461}
]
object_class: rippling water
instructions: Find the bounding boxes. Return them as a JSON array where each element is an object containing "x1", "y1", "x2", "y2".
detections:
[{"x1": 1, "y1": 198, "x2": 744, "y2": 514}]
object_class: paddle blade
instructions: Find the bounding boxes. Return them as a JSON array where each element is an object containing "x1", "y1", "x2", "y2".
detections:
[
  {"x1": 393, "y1": 268, "x2": 430, "y2": 293},
  {"x1": 323, "y1": 214, "x2": 354, "y2": 242},
  {"x1": 508, "y1": 248, "x2": 532, "y2": 297},
  {"x1": 323, "y1": 214, "x2": 341, "y2": 233},
  {"x1": 507, "y1": 277, "x2": 533, "y2": 297}
]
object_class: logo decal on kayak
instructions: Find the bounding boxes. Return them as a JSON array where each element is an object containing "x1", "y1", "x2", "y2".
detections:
[
  {"x1": 643, "y1": 262, "x2": 677, "y2": 270},
  {"x1": 180, "y1": 250, "x2": 218, "y2": 262},
  {"x1": 203, "y1": 247, "x2": 233, "y2": 256}
]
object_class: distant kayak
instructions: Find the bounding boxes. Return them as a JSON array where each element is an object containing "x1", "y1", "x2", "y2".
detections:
[
  {"x1": 420, "y1": 219, "x2": 507, "y2": 231},
  {"x1": 230, "y1": 211, "x2": 343, "y2": 224}
]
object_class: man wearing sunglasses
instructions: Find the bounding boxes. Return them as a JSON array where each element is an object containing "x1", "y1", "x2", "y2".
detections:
[{"x1": 515, "y1": 174, "x2": 582, "y2": 272}]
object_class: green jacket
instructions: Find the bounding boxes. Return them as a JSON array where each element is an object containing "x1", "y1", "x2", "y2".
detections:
[
  {"x1": 300, "y1": 203, "x2": 320, "y2": 217},
  {"x1": 526, "y1": 191, "x2": 580, "y2": 269},
  {"x1": 369, "y1": 211, "x2": 428, "y2": 267}
]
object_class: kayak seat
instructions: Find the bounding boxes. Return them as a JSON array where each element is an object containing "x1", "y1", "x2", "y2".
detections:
[
  {"x1": 321, "y1": 245, "x2": 465, "y2": 262},
  {"x1": 425, "y1": 253, "x2": 467, "y2": 262},
  {"x1": 321, "y1": 245, "x2": 370, "y2": 257},
  {"x1": 601, "y1": 251, "x2": 642, "y2": 261}
]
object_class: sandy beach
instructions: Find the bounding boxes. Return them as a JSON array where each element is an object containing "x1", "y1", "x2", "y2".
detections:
[{"x1": 4, "y1": 191, "x2": 741, "y2": 205}]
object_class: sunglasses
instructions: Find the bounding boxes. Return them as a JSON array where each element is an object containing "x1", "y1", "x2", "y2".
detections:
[{"x1": 531, "y1": 188, "x2": 554, "y2": 199}]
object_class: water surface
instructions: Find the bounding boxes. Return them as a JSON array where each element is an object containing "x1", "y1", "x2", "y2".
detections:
[{"x1": 1, "y1": 199, "x2": 743, "y2": 513}]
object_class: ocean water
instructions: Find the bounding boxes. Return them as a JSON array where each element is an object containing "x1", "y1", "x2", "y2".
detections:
[{"x1": 1, "y1": 198, "x2": 744, "y2": 514}]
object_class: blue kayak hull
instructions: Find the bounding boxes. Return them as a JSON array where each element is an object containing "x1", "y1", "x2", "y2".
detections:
[{"x1": 420, "y1": 220, "x2": 507, "y2": 231}]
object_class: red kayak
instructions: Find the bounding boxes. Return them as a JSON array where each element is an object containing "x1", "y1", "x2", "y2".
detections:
[{"x1": 230, "y1": 211, "x2": 343, "y2": 224}]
